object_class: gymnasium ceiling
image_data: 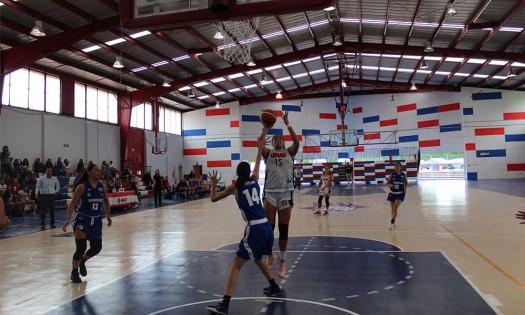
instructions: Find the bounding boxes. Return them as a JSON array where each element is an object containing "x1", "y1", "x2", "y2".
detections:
[{"x1": 1, "y1": 0, "x2": 524, "y2": 112}]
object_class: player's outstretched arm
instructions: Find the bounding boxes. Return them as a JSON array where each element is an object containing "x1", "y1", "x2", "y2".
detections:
[
  {"x1": 282, "y1": 111, "x2": 300, "y2": 156},
  {"x1": 209, "y1": 170, "x2": 235, "y2": 202},
  {"x1": 63, "y1": 184, "x2": 85, "y2": 232},
  {"x1": 516, "y1": 211, "x2": 525, "y2": 224},
  {"x1": 252, "y1": 128, "x2": 269, "y2": 180}
]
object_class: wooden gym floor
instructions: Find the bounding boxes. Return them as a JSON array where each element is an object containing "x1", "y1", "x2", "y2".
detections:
[{"x1": 1, "y1": 179, "x2": 525, "y2": 314}]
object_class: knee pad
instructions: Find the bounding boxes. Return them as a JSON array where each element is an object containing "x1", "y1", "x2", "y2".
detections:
[
  {"x1": 278, "y1": 224, "x2": 289, "y2": 241},
  {"x1": 73, "y1": 238, "x2": 87, "y2": 261},
  {"x1": 85, "y1": 239, "x2": 102, "y2": 257}
]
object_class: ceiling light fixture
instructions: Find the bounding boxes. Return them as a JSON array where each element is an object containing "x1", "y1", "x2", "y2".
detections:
[
  {"x1": 162, "y1": 80, "x2": 170, "y2": 87},
  {"x1": 390, "y1": 94, "x2": 395, "y2": 102},
  {"x1": 420, "y1": 60, "x2": 429, "y2": 69},
  {"x1": 323, "y1": 5, "x2": 336, "y2": 11},
  {"x1": 215, "y1": 102, "x2": 221, "y2": 108},
  {"x1": 333, "y1": 34, "x2": 342, "y2": 46},
  {"x1": 424, "y1": 42, "x2": 434, "y2": 53},
  {"x1": 341, "y1": 80, "x2": 347, "y2": 88},
  {"x1": 410, "y1": 82, "x2": 417, "y2": 91},
  {"x1": 446, "y1": 3, "x2": 457, "y2": 16},
  {"x1": 213, "y1": 30, "x2": 224, "y2": 40},
  {"x1": 507, "y1": 67, "x2": 517, "y2": 78},
  {"x1": 113, "y1": 56, "x2": 124, "y2": 69},
  {"x1": 30, "y1": 21, "x2": 46, "y2": 37},
  {"x1": 276, "y1": 90, "x2": 283, "y2": 100},
  {"x1": 247, "y1": 58, "x2": 256, "y2": 67},
  {"x1": 187, "y1": 88, "x2": 196, "y2": 98}
]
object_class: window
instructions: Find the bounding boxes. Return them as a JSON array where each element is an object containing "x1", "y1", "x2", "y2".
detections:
[
  {"x1": 1, "y1": 73, "x2": 9, "y2": 105},
  {"x1": 10, "y1": 68, "x2": 29, "y2": 108},
  {"x1": 74, "y1": 83, "x2": 86, "y2": 118},
  {"x1": 131, "y1": 103, "x2": 145, "y2": 129},
  {"x1": 158, "y1": 107, "x2": 182, "y2": 135},
  {"x1": 29, "y1": 71, "x2": 44, "y2": 111},
  {"x1": 108, "y1": 93, "x2": 118, "y2": 124},
  {"x1": 144, "y1": 103, "x2": 152, "y2": 130},
  {"x1": 45, "y1": 75, "x2": 60, "y2": 113},
  {"x1": 97, "y1": 90, "x2": 109, "y2": 122},
  {"x1": 86, "y1": 86, "x2": 97, "y2": 120}
]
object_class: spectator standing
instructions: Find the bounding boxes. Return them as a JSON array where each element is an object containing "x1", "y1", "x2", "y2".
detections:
[
  {"x1": 45, "y1": 159, "x2": 54, "y2": 174},
  {"x1": 345, "y1": 160, "x2": 354, "y2": 188},
  {"x1": 33, "y1": 158, "x2": 45, "y2": 175},
  {"x1": 21, "y1": 158, "x2": 30, "y2": 174},
  {"x1": 35, "y1": 167, "x2": 60, "y2": 230},
  {"x1": 142, "y1": 171, "x2": 152, "y2": 190},
  {"x1": 153, "y1": 169, "x2": 162, "y2": 205},
  {"x1": 0, "y1": 146, "x2": 12, "y2": 176}
]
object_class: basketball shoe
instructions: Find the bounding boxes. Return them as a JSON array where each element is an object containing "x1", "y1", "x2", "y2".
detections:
[
  {"x1": 389, "y1": 223, "x2": 396, "y2": 230},
  {"x1": 323, "y1": 210, "x2": 329, "y2": 216},
  {"x1": 206, "y1": 302, "x2": 229, "y2": 315},
  {"x1": 70, "y1": 270, "x2": 82, "y2": 283},
  {"x1": 313, "y1": 209, "x2": 321, "y2": 215},
  {"x1": 263, "y1": 285, "x2": 282, "y2": 297},
  {"x1": 79, "y1": 259, "x2": 87, "y2": 277}
]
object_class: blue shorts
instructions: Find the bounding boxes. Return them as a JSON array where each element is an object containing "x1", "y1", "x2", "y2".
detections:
[
  {"x1": 73, "y1": 214, "x2": 103, "y2": 240},
  {"x1": 236, "y1": 222, "x2": 274, "y2": 261},
  {"x1": 387, "y1": 193, "x2": 405, "y2": 202}
]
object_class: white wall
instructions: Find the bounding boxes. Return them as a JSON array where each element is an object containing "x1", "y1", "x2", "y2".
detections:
[{"x1": 0, "y1": 107, "x2": 120, "y2": 170}]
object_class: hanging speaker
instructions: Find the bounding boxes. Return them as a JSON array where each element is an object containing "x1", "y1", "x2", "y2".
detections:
[{"x1": 209, "y1": 0, "x2": 230, "y2": 13}]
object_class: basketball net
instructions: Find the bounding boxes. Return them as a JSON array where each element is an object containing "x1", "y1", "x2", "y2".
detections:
[{"x1": 217, "y1": 17, "x2": 260, "y2": 65}]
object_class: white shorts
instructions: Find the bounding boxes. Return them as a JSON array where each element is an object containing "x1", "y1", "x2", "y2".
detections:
[{"x1": 263, "y1": 191, "x2": 294, "y2": 211}]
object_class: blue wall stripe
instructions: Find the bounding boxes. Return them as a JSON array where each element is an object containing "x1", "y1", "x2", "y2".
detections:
[
  {"x1": 183, "y1": 129, "x2": 206, "y2": 136},
  {"x1": 241, "y1": 115, "x2": 261, "y2": 122},
  {"x1": 417, "y1": 106, "x2": 438, "y2": 115},
  {"x1": 338, "y1": 152, "x2": 349, "y2": 159},
  {"x1": 363, "y1": 115, "x2": 380, "y2": 123},
  {"x1": 463, "y1": 108, "x2": 474, "y2": 115},
  {"x1": 505, "y1": 134, "x2": 525, "y2": 142},
  {"x1": 381, "y1": 149, "x2": 400, "y2": 157},
  {"x1": 472, "y1": 92, "x2": 502, "y2": 101},
  {"x1": 207, "y1": 140, "x2": 231, "y2": 148},
  {"x1": 282, "y1": 105, "x2": 302, "y2": 112},
  {"x1": 267, "y1": 128, "x2": 283, "y2": 135},
  {"x1": 467, "y1": 172, "x2": 478, "y2": 180},
  {"x1": 320, "y1": 140, "x2": 330, "y2": 147},
  {"x1": 440, "y1": 123, "x2": 462, "y2": 133},
  {"x1": 231, "y1": 153, "x2": 240, "y2": 160},
  {"x1": 476, "y1": 149, "x2": 506, "y2": 158},
  {"x1": 357, "y1": 129, "x2": 364, "y2": 135},
  {"x1": 302, "y1": 129, "x2": 321, "y2": 135},
  {"x1": 399, "y1": 135, "x2": 419, "y2": 143}
]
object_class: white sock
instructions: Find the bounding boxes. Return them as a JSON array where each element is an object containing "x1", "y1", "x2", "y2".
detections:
[{"x1": 280, "y1": 251, "x2": 286, "y2": 261}]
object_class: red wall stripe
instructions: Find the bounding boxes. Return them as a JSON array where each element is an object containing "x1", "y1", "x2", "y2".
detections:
[
  {"x1": 419, "y1": 139, "x2": 441, "y2": 147},
  {"x1": 242, "y1": 140, "x2": 257, "y2": 147},
  {"x1": 352, "y1": 107, "x2": 363, "y2": 114},
  {"x1": 397, "y1": 103, "x2": 417, "y2": 112},
  {"x1": 507, "y1": 163, "x2": 525, "y2": 171},
  {"x1": 438, "y1": 103, "x2": 460, "y2": 112},
  {"x1": 303, "y1": 146, "x2": 321, "y2": 153},
  {"x1": 230, "y1": 120, "x2": 239, "y2": 127},
  {"x1": 504, "y1": 112, "x2": 525, "y2": 120},
  {"x1": 206, "y1": 108, "x2": 230, "y2": 116},
  {"x1": 354, "y1": 146, "x2": 364, "y2": 152},
  {"x1": 319, "y1": 113, "x2": 337, "y2": 119},
  {"x1": 183, "y1": 148, "x2": 207, "y2": 155},
  {"x1": 465, "y1": 143, "x2": 476, "y2": 151},
  {"x1": 337, "y1": 124, "x2": 348, "y2": 130},
  {"x1": 364, "y1": 133, "x2": 380, "y2": 141},
  {"x1": 418, "y1": 119, "x2": 440, "y2": 128},
  {"x1": 284, "y1": 135, "x2": 303, "y2": 142},
  {"x1": 268, "y1": 110, "x2": 282, "y2": 118},
  {"x1": 207, "y1": 160, "x2": 232, "y2": 168},
  {"x1": 475, "y1": 127, "x2": 505, "y2": 136},
  {"x1": 380, "y1": 118, "x2": 398, "y2": 127}
]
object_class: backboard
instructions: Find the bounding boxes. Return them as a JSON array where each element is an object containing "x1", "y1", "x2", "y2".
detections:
[{"x1": 329, "y1": 129, "x2": 358, "y2": 147}]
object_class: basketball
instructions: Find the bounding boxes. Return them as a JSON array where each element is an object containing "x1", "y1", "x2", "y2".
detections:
[{"x1": 260, "y1": 110, "x2": 277, "y2": 128}]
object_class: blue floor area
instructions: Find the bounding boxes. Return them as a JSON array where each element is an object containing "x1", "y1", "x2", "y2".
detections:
[
  {"x1": 466, "y1": 179, "x2": 525, "y2": 198},
  {"x1": 47, "y1": 236, "x2": 496, "y2": 315},
  {"x1": 0, "y1": 195, "x2": 207, "y2": 239}
]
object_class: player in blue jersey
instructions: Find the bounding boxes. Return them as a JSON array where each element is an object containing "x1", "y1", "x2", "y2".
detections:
[
  {"x1": 63, "y1": 162, "x2": 112, "y2": 283},
  {"x1": 206, "y1": 129, "x2": 281, "y2": 315},
  {"x1": 386, "y1": 161, "x2": 407, "y2": 230}
]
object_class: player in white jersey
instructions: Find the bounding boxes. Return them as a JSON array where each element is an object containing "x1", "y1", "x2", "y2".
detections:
[
  {"x1": 315, "y1": 164, "x2": 333, "y2": 215},
  {"x1": 260, "y1": 111, "x2": 300, "y2": 278}
]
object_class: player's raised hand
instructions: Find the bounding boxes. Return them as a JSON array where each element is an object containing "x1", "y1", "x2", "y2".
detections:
[{"x1": 516, "y1": 211, "x2": 525, "y2": 224}]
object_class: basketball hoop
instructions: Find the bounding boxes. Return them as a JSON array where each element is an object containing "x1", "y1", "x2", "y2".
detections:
[
  {"x1": 152, "y1": 137, "x2": 167, "y2": 155},
  {"x1": 217, "y1": 17, "x2": 260, "y2": 65}
]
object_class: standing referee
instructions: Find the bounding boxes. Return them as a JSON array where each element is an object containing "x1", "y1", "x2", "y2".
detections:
[{"x1": 36, "y1": 167, "x2": 60, "y2": 230}]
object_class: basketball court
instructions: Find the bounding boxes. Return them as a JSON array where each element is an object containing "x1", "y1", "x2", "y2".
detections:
[{"x1": 2, "y1": 180, "x2": 525, "y2": 314}]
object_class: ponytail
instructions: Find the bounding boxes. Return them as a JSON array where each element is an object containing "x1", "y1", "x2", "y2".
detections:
[{"x1": 235, "y1": 162, "x2": 251, "y2": 189}]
